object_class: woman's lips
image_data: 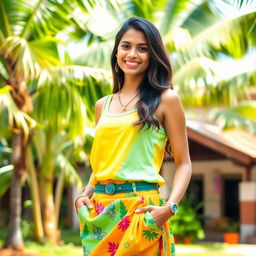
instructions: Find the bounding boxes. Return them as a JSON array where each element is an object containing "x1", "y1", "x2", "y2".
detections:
[{"x1": 124, "y1": 60, "x2": 139, "y2": 68}]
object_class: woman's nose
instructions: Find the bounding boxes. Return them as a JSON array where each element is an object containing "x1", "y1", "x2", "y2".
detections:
[{"x1": 127, "y1": 48, "x2": 137, "y2": 57}]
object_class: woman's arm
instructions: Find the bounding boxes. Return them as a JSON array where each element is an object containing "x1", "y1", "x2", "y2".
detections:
[{"x1": 162, "y1": 89, "x2": 192, "y2": 205}]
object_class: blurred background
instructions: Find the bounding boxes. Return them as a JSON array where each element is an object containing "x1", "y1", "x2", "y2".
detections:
[{"x1": 0, "y1": 0, "x2": 256, "y2": 255}]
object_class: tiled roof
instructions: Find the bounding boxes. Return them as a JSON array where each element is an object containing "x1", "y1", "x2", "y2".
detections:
[{"x1": 187, "y1": 119, "x2": 256, "y2": 166}]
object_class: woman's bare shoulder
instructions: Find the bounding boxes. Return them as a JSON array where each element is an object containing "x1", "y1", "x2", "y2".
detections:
[
  {"x1": 161, "y1": 88, "x2": 179, "y2": 99},
  {"x1": 161, "y1": 89, "x2": 181, "y2": 108},
  {"x1": 95, "y1": 95, "x2": 109, "y2": 110},
  {"x1": 95, "y1": 94, "x2": 111, "y2": 123}
]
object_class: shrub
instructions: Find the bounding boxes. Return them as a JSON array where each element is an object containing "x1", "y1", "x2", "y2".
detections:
[{"x1": 171, "y1": 195, "x2": 205, "y2": 242}]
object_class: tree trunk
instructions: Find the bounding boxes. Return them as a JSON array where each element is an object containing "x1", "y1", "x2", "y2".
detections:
[
  {"x1": 40, "y1": 151, "x2": 59, "y2": 244},
  {"x1": 4, "y1": 130, "x2": 28, "y2": 249},
  {"x1": 3, "y1": 59, "x2": 33, "y2": 248},
  {"x1": 27, "y1": 147, "x2": 44, "y2": 242},
  {"x1": 41, "y1": 176, "x2": 59, "y2": 244},
  {"x1": 5, "y1": 173, "x2": 23, "y2": 250},
  {"x1": 55, "y1": 171, "x2": 65, "y2": 229}
]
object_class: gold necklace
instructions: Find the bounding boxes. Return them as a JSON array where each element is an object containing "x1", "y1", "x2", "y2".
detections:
[{"x1": 117, "y1": 91, "x2": 139, "y2": 111}]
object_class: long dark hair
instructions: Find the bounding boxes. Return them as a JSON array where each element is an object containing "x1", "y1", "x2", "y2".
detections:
[{"x1": 110, "y1": 16, "x2": 173, "y2": 129}]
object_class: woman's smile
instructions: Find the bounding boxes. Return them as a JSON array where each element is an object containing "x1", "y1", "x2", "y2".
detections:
[{"x1": 124, "y1": 60, "x2": 140, "y2": 69}]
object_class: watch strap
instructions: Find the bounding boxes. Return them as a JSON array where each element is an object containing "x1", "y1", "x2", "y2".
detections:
[{"x1": 165, "y1": 201, "x2": 178, "y2": 215}]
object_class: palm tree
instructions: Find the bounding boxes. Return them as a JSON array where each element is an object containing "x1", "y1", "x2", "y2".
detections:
[
  {"x1": 0, "y1": 87, "x2": 36, "y2": 248},
  {"x1": 30, "y1": 66, "x2": 111, "y2": 243},
  {"x1": 0, "y1": 0, "x2": 112, "y2": 247}
]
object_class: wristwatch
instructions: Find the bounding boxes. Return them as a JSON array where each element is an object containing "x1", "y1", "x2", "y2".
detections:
[{"x1": 165, "y1": 201, "x2": 178, "y2": 215}]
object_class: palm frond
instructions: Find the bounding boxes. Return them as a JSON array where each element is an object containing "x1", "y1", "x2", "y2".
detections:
[
  {"x1": 0, "y1": 36, "x2": 60, "y2": 79},
  {"x1": 230, "y1": 100, "x2": 256, "y2": 121},
  {"x1": 176, "y1": 7, "x2": 256, "y2": 60},
  {"x1": 160, "y1": 0, "x2": 205, "y2": 35},
  {"x1": 0, "y1": 1, "x2": 12, "y2": 37},
  {"x1": 125, "y1": 0, "x2": 157, "y2": 20},
  {"x1": 174, "y1": 56, "x2": 255, "y2": 106},
  {"x1": 209, "y1": 0, "x2": 256, "y2": 19},
  {"x1": 209, "y1": 101, "x2": 256, "y2": 133},
  {"x1": 56, "y1": 154, "x2": 82, "y2": 188},
  {"x1": 73, "y1": 39, "x2": 114, "y2": 69},
  {"x1": 35, "y1": 65, "x2": 112, "y2": 123},
  {"x1": 0, "y1": 145, "x2": 12, "y2": 166},
  {"x1": 61, "y1": 0, "x2": 122, "y2": 43},
  {"x1": 33, "y1": 83, "x2": 87, "y2": 140},
  {"x1": 173, "y1": 57, "x2": 218, "y2": 105},
  {"x1": 31, "y1": 127, "x2": 46, "y2": 166},
  {"x1": 0, "y1": 86, "x2": 36, "y2": 136},
  {"x1": 0, "y1": 0, "x2": 104, "y2": 40},
  {"x1": 0, "y1": 165, "x2": 13, "y2": 196},
  {"x1": 0, "y1": 56, "x2": 9, "y2": 82},
  {"x1": 10, "y1": 0, "x2": 74, "y2": 39}
]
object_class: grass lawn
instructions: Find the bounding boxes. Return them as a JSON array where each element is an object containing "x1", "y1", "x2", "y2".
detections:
[
  {"x1": 25, "y1": 242, "x2": 82, "y2": 256},
  {"x1": 16, "y1": 243, "x2": 248, "y2": 256},
  {"x1": 0, "y1": 229, "x2": 253, "y2": 256}
]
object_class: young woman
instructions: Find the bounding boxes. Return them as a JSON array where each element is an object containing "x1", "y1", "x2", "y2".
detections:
[{"x1": 75, "y1": 16, "x2": 192, "y2": 256}]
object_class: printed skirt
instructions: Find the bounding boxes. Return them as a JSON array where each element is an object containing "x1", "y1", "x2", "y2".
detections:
[{"x1": 77, "y1": 189, "x2": 176, "y2": 256}]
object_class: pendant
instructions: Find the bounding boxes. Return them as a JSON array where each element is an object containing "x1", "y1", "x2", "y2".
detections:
[{"x1": 123, "y1": 107, "x2": 126, "y2": 111}]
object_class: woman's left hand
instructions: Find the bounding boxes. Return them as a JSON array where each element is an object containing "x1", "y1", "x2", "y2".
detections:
[{"x1": 134, "y1": 205, "x2": 173, "y2": 229}]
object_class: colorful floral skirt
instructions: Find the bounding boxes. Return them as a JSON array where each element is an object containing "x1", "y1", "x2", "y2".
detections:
[{"x1": 77, "y1": 189, "x2": 176, "y2": 256}]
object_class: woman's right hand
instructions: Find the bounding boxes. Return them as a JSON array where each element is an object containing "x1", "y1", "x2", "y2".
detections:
[
  {"x1": 75, "y1": 195, "x2": 93, "y2": 213},
  {"x1": 75, "y1": 185, "x2": 94, "y2": 213}
]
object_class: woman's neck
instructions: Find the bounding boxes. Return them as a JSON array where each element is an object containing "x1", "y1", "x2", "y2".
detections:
[{"x1": 121, "y1": 74, "x2": 144, "y2": 94}]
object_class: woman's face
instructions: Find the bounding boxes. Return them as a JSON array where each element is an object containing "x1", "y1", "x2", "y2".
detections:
[{"x1": 116, "y1": 28, "x2": 150, "y2": 78}]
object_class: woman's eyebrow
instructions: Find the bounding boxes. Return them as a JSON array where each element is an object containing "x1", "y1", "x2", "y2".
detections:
[{"x1": 120, "y1": 40, "x2": 148, "y2": 46}]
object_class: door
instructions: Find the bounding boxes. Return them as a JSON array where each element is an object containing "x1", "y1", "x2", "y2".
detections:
[{"x1": 223, "y1": 176, "x2": 241, "y2": 221}]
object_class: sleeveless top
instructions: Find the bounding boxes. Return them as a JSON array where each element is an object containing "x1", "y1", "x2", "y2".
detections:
[{"x1": 89, "y1": 94, "x2": 167, "y2": 187}]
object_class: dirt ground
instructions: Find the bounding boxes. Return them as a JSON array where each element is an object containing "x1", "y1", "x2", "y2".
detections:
[{"x1": 0, "y1": 249, "x2": 42, "y2": 256}]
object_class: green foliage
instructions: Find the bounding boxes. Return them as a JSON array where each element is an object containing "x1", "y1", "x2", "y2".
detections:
[
  {"x1": 0, "y1": 144, "x2": 11, "y2": 166},
  {"x1": 21, "y1": 219, "x2": 34, "y2": 240},
  {"x1": 210, "y1": 101, "x2": 256, "y2": 134},
  {"x1": 171, "y1": 195, "x2": 205, "y2": 242},
  {"x1": 23, "y1": 241, "x2": 82, "y2": 256},
  {"x1": 23, "y1": 199, "x2": 32, "y2": 208},
  {"x1": 0, "y1": 87, "x2": 37, "y2": 137},
  {"x1": 61, "y1": 229, "x2": 81, "y2": 246},
  {"x1": 226, "y1": 221, "x2": 239, "y2": 233},
  {"x1": 216, "y1": 218, "x2": 240, "y2": 233},
  {"x1": 0, "y1": 165, "x2": 13, "y2": 196}
]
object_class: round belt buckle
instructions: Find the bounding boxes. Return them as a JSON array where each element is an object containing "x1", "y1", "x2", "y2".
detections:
[{"x1": 105, "y1": 183, "x2": 115, "y2": 195}]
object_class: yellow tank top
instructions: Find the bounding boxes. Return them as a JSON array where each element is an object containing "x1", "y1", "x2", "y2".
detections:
[{"x1": 89, "y1": 94, "x2": 167, "y2": 187}]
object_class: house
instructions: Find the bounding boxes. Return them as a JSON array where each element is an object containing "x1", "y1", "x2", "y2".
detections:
[{"x1": 160, "y1": 119, "x2": 256, "y2": 243}]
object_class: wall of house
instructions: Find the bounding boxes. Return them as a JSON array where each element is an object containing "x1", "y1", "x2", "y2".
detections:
[{"x1": 159, "y1": 160, "x2": 256, "y2": 227}]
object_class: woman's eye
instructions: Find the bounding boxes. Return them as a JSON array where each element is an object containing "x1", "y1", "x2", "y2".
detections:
[
  {"x1": 121, "y1": 44, "x2": 129, "y2": 49},
  {"x1": 139, "y1": 47, "x2": 148, "y2": 52}
]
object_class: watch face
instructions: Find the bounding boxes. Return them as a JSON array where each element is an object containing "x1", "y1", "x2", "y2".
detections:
[{"x1": 172, "y1": 204, "x2": 178, "y2": 213}]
